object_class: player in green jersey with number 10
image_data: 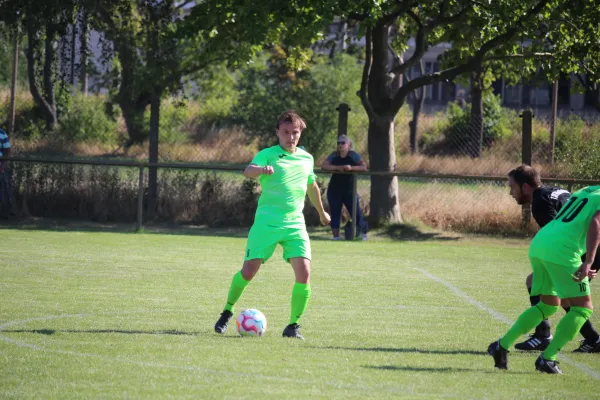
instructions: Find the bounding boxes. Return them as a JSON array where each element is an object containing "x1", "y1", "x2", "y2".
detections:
[
  {"x1": 489, "y1": 185, "x2": 600, "y2": 373},
  {"x1": 213, "y1": 111, "x2": 331, "y2": 339}
]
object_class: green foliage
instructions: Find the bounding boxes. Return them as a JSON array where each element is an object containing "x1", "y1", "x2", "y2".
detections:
[
  {"x1": 554, "y1": 116, "x2": 600, "y2": 179},
  {"x1": 143, "y1": 100, "x2": 200, "y2": 144},
  {"x1": 190, "y1": 63, "x2": 238, "y2": 124},
  {"x1": 442, "y1": 93, "x2": 516, "y2": 151},
  {"x1": 56, "y1": 95, "x2": 118, "y2": 143},
  {"x1": 233, "y1": 53, "x2": 366, "y2": 159},
  {"x1": 0, "y1": 93, "x2": 43, "y2": 139}
]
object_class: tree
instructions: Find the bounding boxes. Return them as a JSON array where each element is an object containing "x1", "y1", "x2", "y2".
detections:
[
  {"x1": 0, "y1": 0, "x2": 78, "y2": 131},
  {"x1": 182, "y1": 0, "x2": 580, "y2": 224}
]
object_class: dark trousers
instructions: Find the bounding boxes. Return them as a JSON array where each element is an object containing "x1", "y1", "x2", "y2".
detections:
[
  {"x1": 327, "y1": 188, "x2": 367, "y2": 233},
  {"x1": 0, "y1": 169, "x2": 14, "y2": 217}
]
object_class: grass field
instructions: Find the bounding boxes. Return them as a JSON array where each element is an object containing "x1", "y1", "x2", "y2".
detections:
[{"x1": 2, "y1": 226, "x2": 600, "y2": 399}]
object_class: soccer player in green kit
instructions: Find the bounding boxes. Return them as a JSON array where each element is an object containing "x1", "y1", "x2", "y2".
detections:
[
  {"x1": 489, "y1": 185, "x2": 600, "y2": 373},
  {"x1": 214, "y1": 111, "x2": 331, "y2": 339}
]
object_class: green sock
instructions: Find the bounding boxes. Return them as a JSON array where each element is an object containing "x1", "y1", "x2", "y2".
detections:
[
  {"x1": 543, "y1": 306, "x2": 593, "y2": 360},
  {"x1": 290, "y1": 283, "x2": 311, "y2": 324},
  {"x1": 500, "y1": 303, "x2": 559, "y2": 350},
  {"x1": 224, "y1": 271, "x2": 250, "y2": 313}
]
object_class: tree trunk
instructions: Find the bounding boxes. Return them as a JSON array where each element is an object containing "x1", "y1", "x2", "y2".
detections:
[
  {"x1": 469, "y1": 64, "x2": 484, "y2": 158},
  {"x1": 9, "y1": 34, "x2": 19, "y2": 135},
  {"x1": 119, "y1": 97, "x2": 149, "y2": 146},
  {"x1": 368, "y1": 118, "x2": 402, "y2": 226},
  {"x1": 115, "y1": 35, "x2": 149, "y2": 145},
  {"x1": 366, "y1": 23, "x2": 402, "y2": 226},
  {"x1": 70, "y1": 21, "x2": 77, "y2": 87},
  {"x1": 26, "y1": 15, "x2": 57, "y2": 130},
  {"x1": 43, "y1": 24, "x2": 57, "y2": 130},
  {"x1": 409, "y1": 86, "x2": 424, "y2": 154},
  {"x1": 146, "y1": 91, "x2": 160, "y2": 219},
  {"x1": 79, "y1": 8, "x2": 89, "y2": 95}
]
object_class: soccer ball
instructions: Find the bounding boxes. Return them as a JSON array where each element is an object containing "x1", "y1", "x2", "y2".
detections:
[{"x1": 236, "y1": 309, "x2": 267, "y2": 337}]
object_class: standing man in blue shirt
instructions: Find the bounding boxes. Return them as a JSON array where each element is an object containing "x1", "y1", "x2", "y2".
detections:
[
  {"x1": 322, "y1": 134, "x2": 368, "y2": 240},
  {"x1": 0, "y1": 128, "x2": 14, "y2": 218}
]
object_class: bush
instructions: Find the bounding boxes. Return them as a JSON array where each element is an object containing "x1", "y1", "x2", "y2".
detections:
[
  {"x1": 444, "y1": 93, "x2": 515, "y2": 150},
  {"x1": 0, "y1": 92, "x2": 45, "y2": 139},
  {"x1": 191, "y1": 63, "x2": 238, "y2": 124},
  {"x1": 232, "y1": 53, "x2": 367, "y2": 160},
  {"x1": 57, "y1": 95, "x2": 118, "y2": 144},
  {"x1": 555, "y1": 117, "x2": 600, "y2": 179}
]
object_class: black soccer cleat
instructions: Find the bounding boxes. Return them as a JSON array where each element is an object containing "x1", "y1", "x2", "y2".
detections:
[
  {"x1": 214, "y1": 310, "x2": 233, "y2": 334},
  {"x1": 487, "y1": 340, "x2": 509, "y2": 369},
  {"x1": 573, "y1": 338, "x2": 600, "y2": 353},
  {"x1": 515, "y1": 334, "x2": 553, "y2": 351},
  {"x1": 535, "y1": 355, "x2": 563, "y2": 374},
  {"x1": 282, "y1": 323, "x2": 304, "y2": 339}
]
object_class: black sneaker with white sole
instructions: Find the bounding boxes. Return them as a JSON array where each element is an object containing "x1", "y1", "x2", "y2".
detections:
[
  {"x1": 487, "y1": 340, "x2": 509, "y2": 369},
  {"x1": 214, "y1": 310, "x2": 233, "y2": 334},
  {"x1": 282, "y1": 323, "x2": 304, "y2": 339},
  {"x1": 573, "y1": 337, "x2": 600, "y2": 353},
  {"x1": 535, "y1": 355, "x2": 563, "y2": 374},
  {"x1": 515, "y1": 334, "x2": 553, "y2": 351}
]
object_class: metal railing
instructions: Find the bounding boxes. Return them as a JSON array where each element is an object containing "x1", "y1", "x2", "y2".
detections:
[{"x1": 3, "y1": 156, "x2": 600, "y2": 236}]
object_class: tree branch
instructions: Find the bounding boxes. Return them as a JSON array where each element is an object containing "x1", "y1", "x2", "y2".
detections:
[
  {"x1": 358, "y1": 26, "x2": 376, "y2": 120},
  {"x1": 484, "y1": 52, "x2": 554, "y2": 61},
  {"x1": 381, "y1": 1, "x2": 415, "y2": 25},
  {"x1": 431, "y1": 5, "x2": 471, "y2": 26},
  {"x1": 176, "y1": 1, "x2": 195, "y2": 9},
  {"x1": 348, "y1": 12, "x2": 368, "y2": 22},
  {"x1": 391, "y1": 61, "x2": 474, "y2": 114},
  {"x1": 390, "y1": 10, "x2": 426, "y2": 76},
  {"x1": 474, "y1": 0, "x2": 552, "y2": 62}
]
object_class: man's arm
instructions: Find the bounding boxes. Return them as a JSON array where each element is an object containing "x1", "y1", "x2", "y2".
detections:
[
  {"x1": 321, "y1": 159, "x2": 343, "y2": 172},
  {"x1": 307, "y1": 181, "x2": 330, "y2": 225},
  {"x1": 244, "y1": 164, "x2": 273, "y2": 179},
  {"x1": 350, "y1": 159, "x2": 367, "y2": 172},
  {"x1": 575, "y1": 211, "x2": 600, "y2": 282}
]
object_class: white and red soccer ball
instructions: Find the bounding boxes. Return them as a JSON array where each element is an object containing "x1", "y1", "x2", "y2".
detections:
[{"x1": 236, "y1": 309, "x2": 267, "y2": 337}]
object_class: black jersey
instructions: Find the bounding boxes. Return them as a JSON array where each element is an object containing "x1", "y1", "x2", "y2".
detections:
[{"x1": 531, "y1": 186, "x2": 571, "y2": 228}]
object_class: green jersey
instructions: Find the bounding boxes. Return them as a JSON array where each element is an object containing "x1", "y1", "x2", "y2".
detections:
[
  {"x1": 530, "y1": 186, "x2": 600, "y2": 265},
  {"x1": 250, "y1": 145, "x2": 316, "y2": 228}
]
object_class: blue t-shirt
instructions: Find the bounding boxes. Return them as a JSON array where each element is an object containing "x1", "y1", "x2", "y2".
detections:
[
  {"x1": 326, "y1": 150, "x2": 362, "y2": 193},
  {"x1": 0, "y1": 129, "x2": 10, "y2": 158}
]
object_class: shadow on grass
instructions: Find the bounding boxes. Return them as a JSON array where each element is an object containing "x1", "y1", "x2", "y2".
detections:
[
  {"x1": 0, "y1": 218, "x2": 340, "y2": 241},
  {"x1": 2, "y1": 329, "x2": 205, "y2": 336},
  {"x1": 0, "y1": 218, "x2": 464, "y2": 243},
  {"x1": 316, "y1": 346, "x2": 486, "y2": 356},
  {"x1": 365, "y1": 365, "x2": 532, "y2": 375},
  {"x1": 379, "y1": 223, "x2": 460, "y2": 242},
  {"x1": 0, "y1": 218, "x2": 251, "y2": 239}
]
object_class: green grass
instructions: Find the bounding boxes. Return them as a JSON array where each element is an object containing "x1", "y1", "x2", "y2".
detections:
[{"x1": 1, "y1": 228, "x2": 600, "y2": 399}]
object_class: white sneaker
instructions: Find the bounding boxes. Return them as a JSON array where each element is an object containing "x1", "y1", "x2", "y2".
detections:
[
  {"x1": 333, "y1": 237, "x2": 341, "y2": 241},
  {"x1": 361, "y1": 233, "x2": 368, "y2": 241}
]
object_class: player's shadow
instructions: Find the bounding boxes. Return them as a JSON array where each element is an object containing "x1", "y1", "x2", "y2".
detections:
[
  {"x1": 381, "y1": 224, "x2": 460, "y2": 242},
  {"x1": 318, "y1": 346, "x2": 486, "y2": 356},
  {"x1": 365, "y1": 365, "x2": 532, "y2": 375},
  {"x1": 2, "y1": 329, "x2": 203, "y2": 336}
]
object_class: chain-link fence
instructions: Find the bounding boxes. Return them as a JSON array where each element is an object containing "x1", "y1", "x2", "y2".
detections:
[{"x1": 3, "y1": 96, "x2": 600, "y2": 236}]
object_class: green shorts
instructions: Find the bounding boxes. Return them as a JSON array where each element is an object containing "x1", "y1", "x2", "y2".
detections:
[
  {"x1": 245, "y1": 224, "x2": 311, "y2": 263},
  {"x1": 530, "y1": 257, "x2": 591, "y2": 299}
]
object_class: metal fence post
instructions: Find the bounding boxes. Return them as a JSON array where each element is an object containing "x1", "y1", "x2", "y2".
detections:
[
  {"x1": 521, "y1": 110, "x2": 533, "y2": 230},
  {"x1": 136, "y1": 166, "x2": 144, "y2": 231},
  {"x1": 336, "y1": 103, "x2": 350, "y2": 136},
  {"x1": 351, "y1": 172, "x2": 357, "y2": 240}
]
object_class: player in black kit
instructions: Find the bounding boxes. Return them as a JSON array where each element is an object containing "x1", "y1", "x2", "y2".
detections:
[{"x1": 508, "y1": 165, "x2": 600, "y2": 353}]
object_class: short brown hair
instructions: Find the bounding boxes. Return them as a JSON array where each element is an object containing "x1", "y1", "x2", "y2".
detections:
[
  {"x1": 276, "y1": 110, "x2": 306, "y2": 130},
  {"x1": 508, "y1": 164, "x2": 541, "y2": 187}
]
